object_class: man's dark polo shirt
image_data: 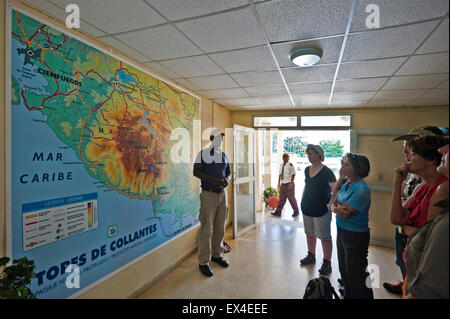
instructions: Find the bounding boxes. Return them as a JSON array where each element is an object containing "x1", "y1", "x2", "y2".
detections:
[{"x1": 194, "y1": 147, "x2": 231, "y2": 193}]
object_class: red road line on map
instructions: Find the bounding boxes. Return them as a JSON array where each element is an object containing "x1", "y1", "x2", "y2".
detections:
[
  {"x1": 14, "y1": 16, "x2": 162, "y2": 201},
  {"x1": 12, "y1": 32, "x2": 26, "y2": 45},
  {"x1": 28, "y1": 24, "x2": 46, "y2": 41},
  {"x1": 83, "y1": 125, "x2": 94, "y2": 136},
  {"x1": 92, "y1": 86, "x2": 116, "y2": 112},
  {"x1": 84, "y1": 70, "x2": 114, "y2": 86}
]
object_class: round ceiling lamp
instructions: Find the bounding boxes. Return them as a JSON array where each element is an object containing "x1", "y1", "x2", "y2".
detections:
[{"x1": 290, "y1": 48, "x2": 323, "y2": 67}]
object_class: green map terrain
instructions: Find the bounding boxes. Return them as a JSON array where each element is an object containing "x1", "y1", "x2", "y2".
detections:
[{"x1": 11, "y1": 10, "x2": 201, "y2": 223}]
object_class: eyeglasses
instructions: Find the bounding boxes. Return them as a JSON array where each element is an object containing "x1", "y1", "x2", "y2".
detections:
[{"x1": 345, "y1": 153, "x2": 360, "y2": 169}]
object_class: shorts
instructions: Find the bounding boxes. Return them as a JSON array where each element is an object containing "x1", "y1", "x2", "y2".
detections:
[{"x1": 302, "y1": 211, "x2": 332, "y2": 240}]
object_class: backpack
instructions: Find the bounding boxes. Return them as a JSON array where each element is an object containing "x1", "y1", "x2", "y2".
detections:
[{"x1": 303, "y1": 276, "x2": 340, "y2": 299}]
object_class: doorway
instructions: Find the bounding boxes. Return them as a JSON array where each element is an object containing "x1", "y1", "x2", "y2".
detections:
[{"x1": 259, "y1": 129, "x2": 351, "y2": 216}]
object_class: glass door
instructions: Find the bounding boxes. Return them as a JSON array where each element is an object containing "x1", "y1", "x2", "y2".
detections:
[{"x1": 233, "y1": 125, "x2": 256, "y2": 238}]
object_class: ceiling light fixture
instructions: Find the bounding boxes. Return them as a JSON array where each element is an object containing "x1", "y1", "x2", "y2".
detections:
[{"x1": 290, "y1": 48, "x2": 323, "y2": 67}]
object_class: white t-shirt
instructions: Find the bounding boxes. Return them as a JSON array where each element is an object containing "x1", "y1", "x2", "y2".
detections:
[{"x1": 279, "y1": 162, "x2": 296, "y2": 184}]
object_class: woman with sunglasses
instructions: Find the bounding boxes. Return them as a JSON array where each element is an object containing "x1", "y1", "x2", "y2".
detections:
[{"x1": 331, "y1": 153, "x2": 373, "y2": 299}]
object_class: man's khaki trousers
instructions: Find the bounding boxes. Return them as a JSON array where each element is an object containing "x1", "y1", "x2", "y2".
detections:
[{"x1": 198, "y1": 190, "x2": 228, "y2": 265}]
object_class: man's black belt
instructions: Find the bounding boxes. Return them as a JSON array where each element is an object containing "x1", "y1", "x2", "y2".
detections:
[{"x1": 202, "y1": 188, "x2": 224, "y2": 194}]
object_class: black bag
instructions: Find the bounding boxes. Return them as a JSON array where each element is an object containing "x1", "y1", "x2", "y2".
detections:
[{"x1": 303, "y1": 276, "x2": 340, "y2": 299}]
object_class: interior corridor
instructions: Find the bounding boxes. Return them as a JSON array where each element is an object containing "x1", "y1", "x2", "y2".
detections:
[{"x1": 136, "y1": 208, "x2": 401, "y2": 299}]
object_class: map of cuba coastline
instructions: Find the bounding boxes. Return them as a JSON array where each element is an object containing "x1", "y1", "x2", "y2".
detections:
[{"x1": 11, "y1": 10, "x2": 200, "y2": 234}]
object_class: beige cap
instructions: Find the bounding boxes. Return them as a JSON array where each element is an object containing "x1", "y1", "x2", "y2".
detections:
[{"x1": 392, "y1": 126, "x2": 444, "y2": 142}]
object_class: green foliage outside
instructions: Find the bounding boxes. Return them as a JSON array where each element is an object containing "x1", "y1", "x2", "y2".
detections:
[
  {"x1": 283, "y1": 136, "x2": 307, "y2": 156},
  {"x1": 0, "y1": 257, "x2": 36, "y2": 299},
  {"x1": 263, "y1": 186, "x2": 279, "y2": 201},
  {"x1": 319, "y1": 139, "x2": 344, "y2": 158},
  {"x1": 282, "y1": 137, "x2": 344, "y2": 158}
]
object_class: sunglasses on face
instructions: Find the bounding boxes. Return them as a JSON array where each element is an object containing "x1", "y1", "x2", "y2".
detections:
[{"x1": 345, "y1": 153, "x2": 360, "y2": 169}]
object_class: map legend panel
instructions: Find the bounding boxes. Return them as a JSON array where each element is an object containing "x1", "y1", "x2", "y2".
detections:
[{"x1": 22, "y1": 193, "x2": 98, "y2": 251}]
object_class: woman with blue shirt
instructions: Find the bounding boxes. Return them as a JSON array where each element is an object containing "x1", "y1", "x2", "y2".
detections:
[{"x1": 331, "y1": 153, "x2": 374, "y2": 299}]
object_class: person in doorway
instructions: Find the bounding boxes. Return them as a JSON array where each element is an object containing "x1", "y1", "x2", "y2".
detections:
[
  {"x1": 331, "y1": 153, "x2": 373, "y2": 299},
  {"x1": 271, "y1": 153, "x2": 300, "y2": 217},
  {"x1": 384, "y1": 126, "x2": 444, "y2": 295},
  {"x1": 299, "y1": 145, "x2": 336, "y2": 276},
  {"x1": 404, "y1": 142, "x2": 449, "y2": 299},
  {"x1": 193, "y1": 128, "x2": 231, "y2": 277}
]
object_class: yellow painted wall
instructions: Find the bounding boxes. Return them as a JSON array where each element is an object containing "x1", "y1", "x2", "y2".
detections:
[
  {"x1": 231, "y1": 106, "x2": 449, "y2": 246},
  {"x1": 0, "y1": 0, "x2": 232, "y2": 298}
]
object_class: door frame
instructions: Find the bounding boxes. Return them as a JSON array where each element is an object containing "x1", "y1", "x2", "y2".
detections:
[{"x1": 232, "y1": 124, "x2": 257, "y2": 238}]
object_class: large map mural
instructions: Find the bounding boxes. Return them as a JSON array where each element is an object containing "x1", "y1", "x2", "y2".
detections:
[{"x1": 6, "y1": 6, "x2": 201, "y2": 298}]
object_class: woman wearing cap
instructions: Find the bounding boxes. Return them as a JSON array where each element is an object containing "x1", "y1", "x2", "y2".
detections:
[
  {"x1": 384, "y1": 127, "x2": 442, "y2": 295},
  {"x1": 403, "y1": 143, "x2": 449, "y2": 299},
  {"x1": 299, "y1": 145, "x2": 336, "y2": 276},
  {"x1": 331, "y1": 153, "x2": 373, "y2": 299},
  {"x1": 389, "y1": 135, "x2": 448, "y2": 295},
  {"x1": 390, "y1": 135, "x2": 448, "y2": 238}
]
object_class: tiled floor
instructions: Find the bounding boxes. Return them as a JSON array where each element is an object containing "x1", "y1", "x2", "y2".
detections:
[{"x1": 137, "y1": 209, "x2": 402, "y2": 299}]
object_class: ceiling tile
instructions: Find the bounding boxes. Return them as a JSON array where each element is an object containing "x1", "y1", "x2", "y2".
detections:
[
  {"x1": 27, "y1": 0, "x2": 65, "y2": 17},
  {"x1": 416, "y1": 18, "x2": 449, "y2": 54},
  {"x1": 416, "y1": 89, "x2": 449, "y2": 101},
  {"x1": 26, "y1": 0, "x2": 107, "y2": 36},
  {"x1": 395, "y1": 53, "x2": 449, "y2": 76},
  {"x1": 159, "y1": 55, "x2": 224, "y2": 78},
  {"x1": 272, "y1": 37, "x2": 343, "y2": 68},
  {"x1": 293, "y1": 93, "x2": 330, "y2": 107},
  {"x1": 209, "y1": 46, "x2": 276, "y2": 73},
  {"x1": 383, "y1": 74, "x2": 449, "y2": 90},
  {"x1": 334, "y1": 77, "x2": 389, "y2": 92},
  {"x1": 146, "y1": 0, "x2": 249, "y2": 21},
  {"x1": 255, "y1": 0, "x2": 353, "y2": 42},
  {"x1": 230, "y1": 70, "x2": 283, "y2": 87},
  {"x1": 338, "y1": 57, "x2": 407, "y2": 79},
  {"x1": 78, "y1": 21, "x2": 108, "y2": 37},
  {"x1": 175, "y1": 7, "x2": 266, "y2": 53},
  {"x1": 437, "y1": 80, "x2": 449, "y2": 89},
  {"x1": 144, "y1": 62, "x2": 184, "y2": 79},
  {"x1": 372, "y1": 90, "x2": 429, "y2": 101},
  {"x1": 366, "y1": 100, "x2": 409, "y2": 107},
  {"x1": 332, "y1": 91, "x2": 377, "y2": 102},
  {"x1": 255, "y1": 95, "x2": 293, "y2": 107},
  {"x1": 174, "y1": 78, "x2": 203, "y2": 91},
  {"x1": 330, "y1": 101, "x2": 368, "y2": 108},
  {"x1": 350, "y1": 0, "x2": 449, "y2": 32},
  {"x1": 343, "y1": 20, "x2": 438, "y2": 61},
  {"x1": 196, "y1": 90, "x2": 215, "y2": 99},
  {"x1": 116, "y1": 25, "x2": 203, "y2": 60},
  {"x1": 282, "y1": 65, "x2": 336, "y2": 84},
  {"x1": 188, "y1": 74, "x2": 239, "y2": 90},
  {"x1": 405, "y1": 99, "x2": 449, "y2": 107},
  {"x1": 206, "y1": 88, "x2": 250, "y2": 99},
  {"x1": 214, "y1": 97, "x2": 260, "y2": 106},
  {"x1": 244, "y1": 84, "x2": 288, "y2": 97},
  {"x1": 53, "y1": 0, "x2": 167, "y2": 34},
  {"x1": 288, "y1": 82, "x2": 333, "y2": 95},
  {"x1": 100, "y1": 36, "x2": 152, "y2": 62}
]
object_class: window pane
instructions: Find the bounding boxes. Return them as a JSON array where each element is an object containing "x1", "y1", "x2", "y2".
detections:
[
  {"x1": 254, "y1": 116, "x2": 297, "y2": 127},
  {"x1": 300, "y1": 115, "x2": 351, "y2": 127}
]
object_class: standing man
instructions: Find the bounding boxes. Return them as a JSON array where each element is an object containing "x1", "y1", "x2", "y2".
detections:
[
  {"x1": 271, "y1": 153, "x2": 300, "y2": 217},
  {"x1": 193, "y1": 128, "x2": 231, "y2": 277}
]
